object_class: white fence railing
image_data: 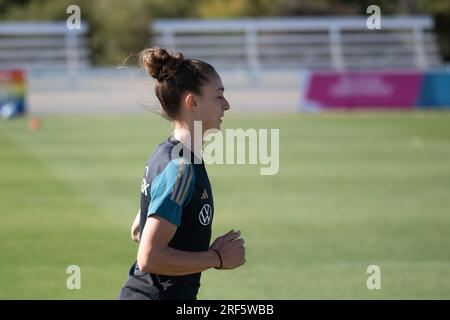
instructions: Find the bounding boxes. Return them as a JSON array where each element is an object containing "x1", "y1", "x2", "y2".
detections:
[
  {"x1": 151, "y1": 16, "x2": 443, "y2": 74},
  {"x1": 0, "y1": 22, "x2": 90, "y2": 71}
]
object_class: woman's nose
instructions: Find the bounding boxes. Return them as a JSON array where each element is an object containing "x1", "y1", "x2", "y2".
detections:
[{"x1": 224, "y1": 98, "x2": 230, "y2": 111}]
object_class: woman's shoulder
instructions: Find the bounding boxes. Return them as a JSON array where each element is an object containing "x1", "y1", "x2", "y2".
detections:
[{"x1": 145, "y1": 139, "x2": 194, "y2": 180}]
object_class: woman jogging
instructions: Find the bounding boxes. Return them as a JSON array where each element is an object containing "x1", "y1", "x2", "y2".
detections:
[{"x1": 118, "y1": 47, "x2": 246, "y2": 300}]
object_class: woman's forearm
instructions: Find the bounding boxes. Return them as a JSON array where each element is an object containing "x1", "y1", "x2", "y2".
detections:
[{"x1": 138, "y1": 246, "x2": 220, "y2": 276}]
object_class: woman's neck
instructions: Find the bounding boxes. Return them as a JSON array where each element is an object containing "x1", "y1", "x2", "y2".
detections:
[{"x1": 173, "y1": 121, "x2": 203, "y2": 159}]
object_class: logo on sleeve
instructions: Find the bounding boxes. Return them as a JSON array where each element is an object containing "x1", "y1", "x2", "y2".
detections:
[
  {"x1": 199, "y1": 204, "x2": 212, "y2": 226},
  {"x1": 141, "y1": 178, "x2": 149, "y2": 196},
  {"x1": 141, "y1": 166, "x2": 150, "y2": 196}
]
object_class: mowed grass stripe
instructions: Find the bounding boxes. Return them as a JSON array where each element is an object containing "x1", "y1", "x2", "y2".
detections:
[{"x1": 0, "y1": 127, "x2": 135, "y2": 299}]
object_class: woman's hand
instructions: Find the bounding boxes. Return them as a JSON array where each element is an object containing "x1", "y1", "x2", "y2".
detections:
[
  {"x1": 209, "y1": 229, "x2": 240, "y2": 251},
  {"x1": 131, "y1": 210, "x2": 141, "y2": 243},
  {"x1": 209, "y1": 230, "x2": 246, "y2": 270}
]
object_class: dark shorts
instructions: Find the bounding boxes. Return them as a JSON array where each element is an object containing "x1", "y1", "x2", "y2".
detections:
[
  {"x1": 118, "y1": 263, "x2": 199, "y2": 300},
  {"x1": 118, "y1": 273, "x2": 162, "y2": 300}
]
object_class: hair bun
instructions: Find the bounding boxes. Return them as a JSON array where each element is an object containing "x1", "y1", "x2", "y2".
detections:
[{"x1": 140, "y1": 47, "x2": 184, "y2": 82}]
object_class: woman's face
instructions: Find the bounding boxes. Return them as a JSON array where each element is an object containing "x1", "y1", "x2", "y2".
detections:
[{"x1": 196, "y1": 74, "x2": 230, "y2": 134}]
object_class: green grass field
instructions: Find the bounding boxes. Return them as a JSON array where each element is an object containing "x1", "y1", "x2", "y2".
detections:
[{"x1": 1, "y1": 112, "x2": 450, "y2": 299}]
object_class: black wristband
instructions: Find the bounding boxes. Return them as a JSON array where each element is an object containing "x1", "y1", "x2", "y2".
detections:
[{"x1": 212, "y1": 250, "x2": 223, "y2": 269}]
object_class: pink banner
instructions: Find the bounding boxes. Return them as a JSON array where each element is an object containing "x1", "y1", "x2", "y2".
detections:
[{"x1": 303, "y1": 71, "x2": 423, "y2": 110}]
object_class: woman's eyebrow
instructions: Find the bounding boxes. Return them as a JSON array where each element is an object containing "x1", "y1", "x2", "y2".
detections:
[{"x1": 216, "y1": 87, "x2": 224, "y2": 92}]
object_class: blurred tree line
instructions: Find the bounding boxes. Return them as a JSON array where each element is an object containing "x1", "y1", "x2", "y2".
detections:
[{"x1": 0, "y1": 0, "x2": 448, "y2": 65}]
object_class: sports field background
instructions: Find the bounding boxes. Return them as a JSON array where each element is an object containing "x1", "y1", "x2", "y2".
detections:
[{"x1": 1, "y1": 112, "x2": 449, "y2": 299}]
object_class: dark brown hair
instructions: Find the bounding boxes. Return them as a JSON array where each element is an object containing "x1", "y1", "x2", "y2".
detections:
[{"x1": 139, "y1": 47, "x2": 217, "y2": 121}]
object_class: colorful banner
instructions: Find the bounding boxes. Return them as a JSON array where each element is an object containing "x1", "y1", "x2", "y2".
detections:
[
  {"x1": 0, "y1": 70, "x2": 26, "y2": 118},
  {"x1": 302, "y1": 70, "x2": 450, "y2": 110}
]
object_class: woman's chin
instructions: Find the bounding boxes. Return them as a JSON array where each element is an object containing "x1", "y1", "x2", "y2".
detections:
[{"x1": 203, "y1": 126, "x2": 220, "y2": 137}]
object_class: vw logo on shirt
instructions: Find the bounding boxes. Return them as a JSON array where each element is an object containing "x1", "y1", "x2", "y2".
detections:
[{"x1": 199, "y1": 204, "x2": 212, "y2": 226}]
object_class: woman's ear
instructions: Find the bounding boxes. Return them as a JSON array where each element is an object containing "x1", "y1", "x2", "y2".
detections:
[{"x1": 184, "y1": 93, "x2": 198, "y2": 113}]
